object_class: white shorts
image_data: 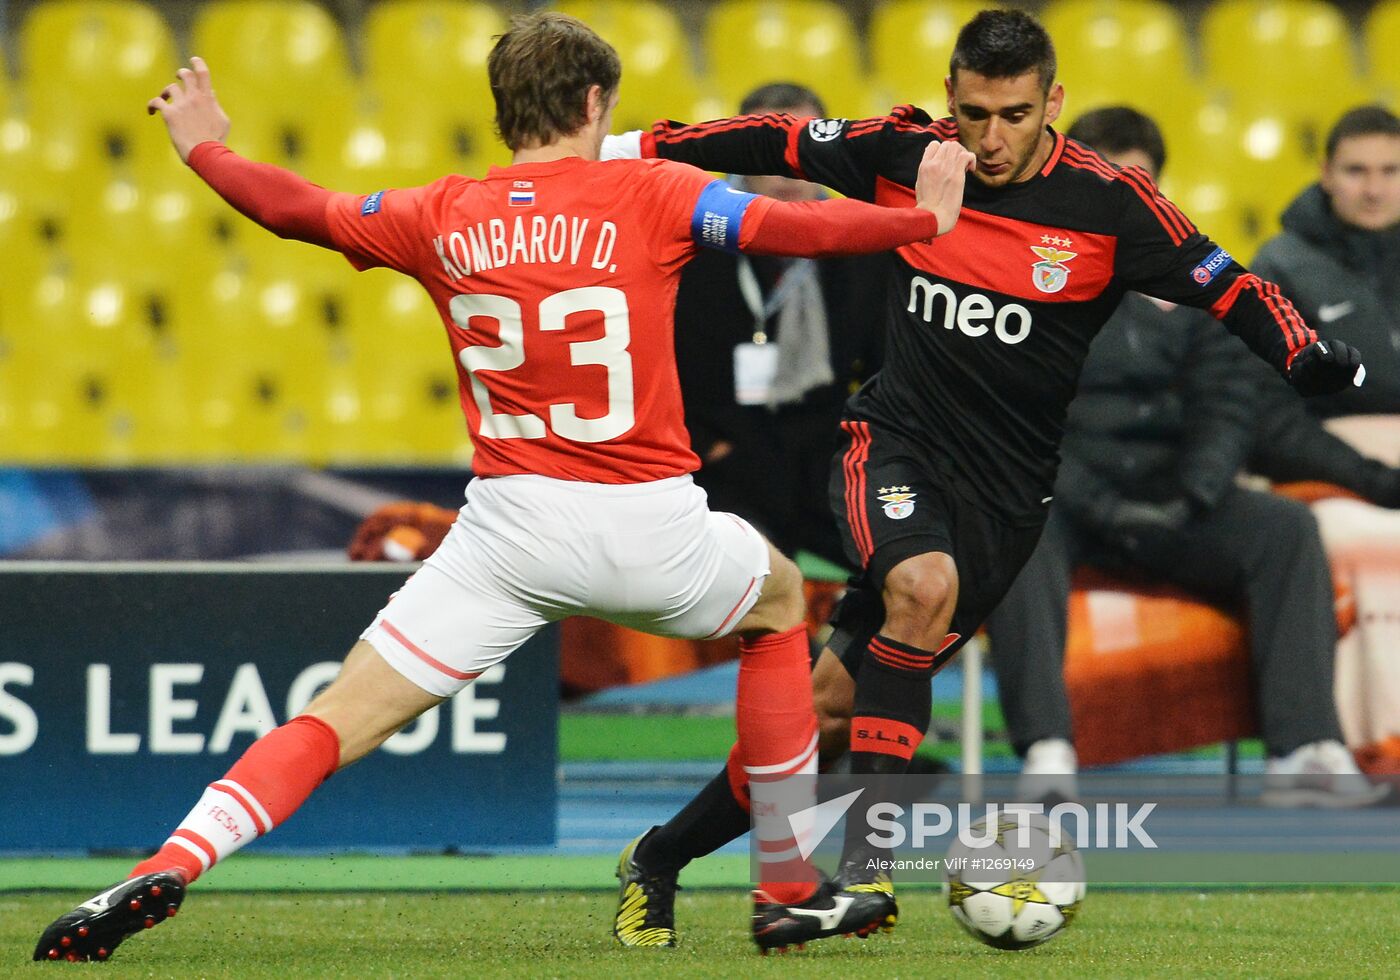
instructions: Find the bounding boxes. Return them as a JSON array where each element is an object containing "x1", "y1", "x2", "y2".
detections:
[{"x1": 361, "y1": 474, "x2": 770, "y2": 697}]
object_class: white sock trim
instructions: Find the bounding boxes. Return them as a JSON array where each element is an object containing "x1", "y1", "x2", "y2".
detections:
[
  {"x1": 166, "y1": 835, "x2": 212, "y2": 873},
  {"x1": 745, "y1": 730, "x2": 819, "y2": 776},
  {"x1": 212, "y1": 779, "x2": 274, "y2": 833}
]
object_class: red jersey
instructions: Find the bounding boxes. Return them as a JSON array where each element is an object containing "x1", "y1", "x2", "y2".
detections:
[{"x1": 325, "y1": 157, "x2": 773, "y2": 484}]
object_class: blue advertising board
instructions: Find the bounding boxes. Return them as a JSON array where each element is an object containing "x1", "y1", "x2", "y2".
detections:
[{"x1": 0, "y1": 563, "x2": 559, "y2": 852}]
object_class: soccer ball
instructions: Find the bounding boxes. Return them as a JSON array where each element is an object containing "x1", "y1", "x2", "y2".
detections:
[{"x1": 941, "y1": 812, "x2": 1085, "y2": 950}]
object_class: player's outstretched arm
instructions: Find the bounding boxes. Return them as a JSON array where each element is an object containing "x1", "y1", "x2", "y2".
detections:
[
  {"x1": 1111, "y1": 166, "x2": 1364, "y2": 396},
  {"x1": 739, "y1": 140, "x2": 975, "y2": 259},
  {"x1": 148, "y1": 57, "x2": 338, "y2": 249}
]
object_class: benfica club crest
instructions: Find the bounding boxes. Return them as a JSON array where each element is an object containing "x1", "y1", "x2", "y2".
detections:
[
  {"x1": 877, "y1": 486, "x2": 917, "y2": 520},
  {"x1": 1030, "y1": 235, "x2": 1077, "y2": 294}
]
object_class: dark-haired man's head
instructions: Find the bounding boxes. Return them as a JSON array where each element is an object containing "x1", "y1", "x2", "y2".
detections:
[
  {"x1": 737, "y1": 82, "x2": 827, "y2": 202},
  {"x1": 1066, "y1": 106, "x2": 1167, "y2": 181},
  {"x1": 1321, "y1": 105, "x2": 1400, "y2": 232},
  {"x1": 945, "y1": 10, "x2": 1064, "y2": 187}
]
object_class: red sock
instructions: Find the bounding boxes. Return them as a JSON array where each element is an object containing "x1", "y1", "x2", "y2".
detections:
[
  {"x1": 129, "y1": 715, "x2": 341, "y2": 883},
  {"x1": 737, "y1": 625, "x2": 821, "y2": 905}
]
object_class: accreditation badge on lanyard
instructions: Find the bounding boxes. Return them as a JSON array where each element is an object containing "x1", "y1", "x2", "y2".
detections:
[{"x1": 732, "y1": 255, "x2": 811, "y2": 405}]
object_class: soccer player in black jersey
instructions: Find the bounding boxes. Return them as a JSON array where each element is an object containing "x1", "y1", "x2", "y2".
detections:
[{"x1": 608, "y1": 9, "x2": 1366, "y2": 950}]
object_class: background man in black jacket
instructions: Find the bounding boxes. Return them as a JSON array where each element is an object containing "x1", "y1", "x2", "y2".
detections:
[
  {"x1": 1247, "y1": 106, "x2": 1400, "y2": 758},
  {"x1": 984, "y1": 107, "x2": 1382, "y2": 807},
  {"x1": 673, "y1": 83, "x2": 886, "y2": 567}
]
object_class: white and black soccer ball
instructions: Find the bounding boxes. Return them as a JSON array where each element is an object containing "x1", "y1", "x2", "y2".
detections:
[{"x1": 941, "y1": 812, "x2": 1085, "y2": 950}]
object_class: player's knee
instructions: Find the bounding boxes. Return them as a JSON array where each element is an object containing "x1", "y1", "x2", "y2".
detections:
[
  {"x1": 748, "y1": 550, "x2": 806, "y2": 631},
  {"x1": 882, "y1": 554, "x2": 958, "y2": 639}
]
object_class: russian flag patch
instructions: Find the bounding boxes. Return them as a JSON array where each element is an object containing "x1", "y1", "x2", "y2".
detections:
[{"x1": 509, "y1": 180, "x2": 535, "y2": 207}]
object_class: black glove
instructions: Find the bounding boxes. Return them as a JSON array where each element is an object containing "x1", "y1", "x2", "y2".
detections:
[
  {"x1": 1287, "y1": 339, "x2": 1365, "y2": 397},
  {"x1": 1097, "y1": 497, "x2": 1195, "y2": 555}
]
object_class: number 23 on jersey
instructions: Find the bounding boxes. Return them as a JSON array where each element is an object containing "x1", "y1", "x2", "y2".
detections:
[{"x1": 449, "y1": 286, "x2": 635, "y2": 445}]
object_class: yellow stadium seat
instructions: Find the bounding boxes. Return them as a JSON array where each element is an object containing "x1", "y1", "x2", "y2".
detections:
[
  {"x1": 1165, "y1": 99, "x2": 1315, "y2": 252},
  {"x1": 23, "y1": 0, "x2": 181, "y2": 190},
  {"x1": 220, "y1": 92, "x2": 365, "y2": 187},
  {"x1": 360, "y1": 2, "x2": 518, "y2": 182},
  {"x1": 1044, "y1": 0, "x2": 1193, "y2": 113},
  {"x1": 191, "y1": 1, "x2": 352, "y2": 117},
  {"x1": 870, "y1": 1, "x2": 990, "y2": 108},
  {"x1": 1201, "y1": 0, "x2": 1360, "y2": 112},
  {"x1": 1366, "y1": 1, "x2": 1400, "y2": 103},
  {"x1": 345, "y1": 269, "x2": 471, "y2": 464},
  {"x1": 0, "y1": 171, "x2": 61, "y2": 299},
  {"x1": 705, "y1": 0, "x2": 866, "y2": 118},
  {"x1": 311, "y1": 107, "x2": 509, "y2": 191},
  {"x1": 8, "y1": 266, "x2": 151, "y2": 463},
  {"x1": 21, "y1": 0, "x2": 178, "y2": 119},
  {"x1": 363, "y1": 1, "x2": 504, "y2": 130},
  {"x1": 554, "y1": 0, "x2": 713, "y2": 129},
  {"x1": 1059, "y1": 80, "x2": 1214, "y2": 167}
]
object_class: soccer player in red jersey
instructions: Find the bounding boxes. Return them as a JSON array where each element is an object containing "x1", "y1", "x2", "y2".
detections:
[
  {"x1": 32, "y1": 14, "x2": 975, "y2": 963},
  {"x1": 606, "y1": 8, "x2": 1370, "y2": 946}
]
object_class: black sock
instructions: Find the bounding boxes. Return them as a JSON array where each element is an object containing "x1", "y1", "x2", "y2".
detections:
[
  {"x1": 636, "y1": 767, "x2": 749, "y2": 875},
  {"x1": 843, "y1": 634, "x2": 935, "y2": 861},
  {"x1": 848, "y1": 634, "x2": 935, "y2": 774}
]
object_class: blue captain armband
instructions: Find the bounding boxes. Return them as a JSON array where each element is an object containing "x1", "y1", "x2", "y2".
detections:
[{"x1": 691, "y1": 180, "x2": 760, "y2": 253}]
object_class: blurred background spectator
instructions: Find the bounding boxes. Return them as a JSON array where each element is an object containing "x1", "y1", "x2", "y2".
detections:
[{"x1": 1248, "y1": 104, "x2": 1400, "y2": 766}]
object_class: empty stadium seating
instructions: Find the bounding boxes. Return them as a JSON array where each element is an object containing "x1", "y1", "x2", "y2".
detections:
[
  {"x1": 555, "y1": 0, "x2": 719, "y2": 129},
  {"x1": 0, "y1": 0, "x2": 1387, "y2": 466},
  {"x1": 1367, "y1": 0, "x2": 1400, "y2": 104},
  {"x1": 22, "y1": 0, "x2": 183, "y2": 192},
  {"x1": 22, "y1": 0, "x2": 178, "y2": 119},
  {"x1": 363, "y1": 0, "x2": 501, "y2": 127},
  {"x1": 1044, "y1": 0, "x2": 1193, "y2": 119},
  {"x1": 705, "y1": 0, "x2": 867, "y2": 118},
  {"x1": 1201, "y1": 0, "x2": 1365, "y2": 118},
  {"x1": 869, "y1": 0, "x2": 987, "y2": 109},
  {"x1": 361, "y1": 0, "x2": 503, "y2": 182}
]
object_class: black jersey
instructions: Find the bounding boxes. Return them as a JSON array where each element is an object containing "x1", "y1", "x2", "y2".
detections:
[{"x1": 644, "y1": 106, "x2": 1315, "y2": 523}]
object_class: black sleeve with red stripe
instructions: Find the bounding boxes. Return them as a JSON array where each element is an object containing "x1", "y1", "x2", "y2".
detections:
[
  {"x1": 1111, "y1": 165, "x2": 1313, "y2": 375},
  {"x1": 646, "y1": 108, "x2": 930, "y2": 202}
]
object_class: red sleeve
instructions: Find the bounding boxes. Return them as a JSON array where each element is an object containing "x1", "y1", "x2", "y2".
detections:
[
  {"x1": 740, "y1": 197, "x2": 941, "y2": 259},
  {"x1": 635, "y1": 159, "x2": 723, "y2": 269},
  {"x1": 324, "y1": 179, "x2": 444, "y2": 273},
  {"x1": 187, "y1": 141, "x2": 340, "y2": 249}
]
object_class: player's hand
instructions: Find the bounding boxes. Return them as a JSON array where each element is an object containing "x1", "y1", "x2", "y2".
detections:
[
  {"x1": 1287, "y1": 339, "x2": 1365, "y2": 397},
  {"x1": 147, "y1": 56, "x2": 230, "y2": 163},
  {"x1": 914, "y1": 140, "x2": 977, "y2": 237}
]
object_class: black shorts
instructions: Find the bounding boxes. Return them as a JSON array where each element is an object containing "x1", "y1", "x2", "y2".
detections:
[{"x1": 827, "y1": 420, "x2": 1045, "y2": 676}]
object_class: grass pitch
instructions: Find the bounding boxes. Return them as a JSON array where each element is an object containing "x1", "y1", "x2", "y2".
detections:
[{"x1": 8, "y1": 886, "x2": 1399, "y2": 978}]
